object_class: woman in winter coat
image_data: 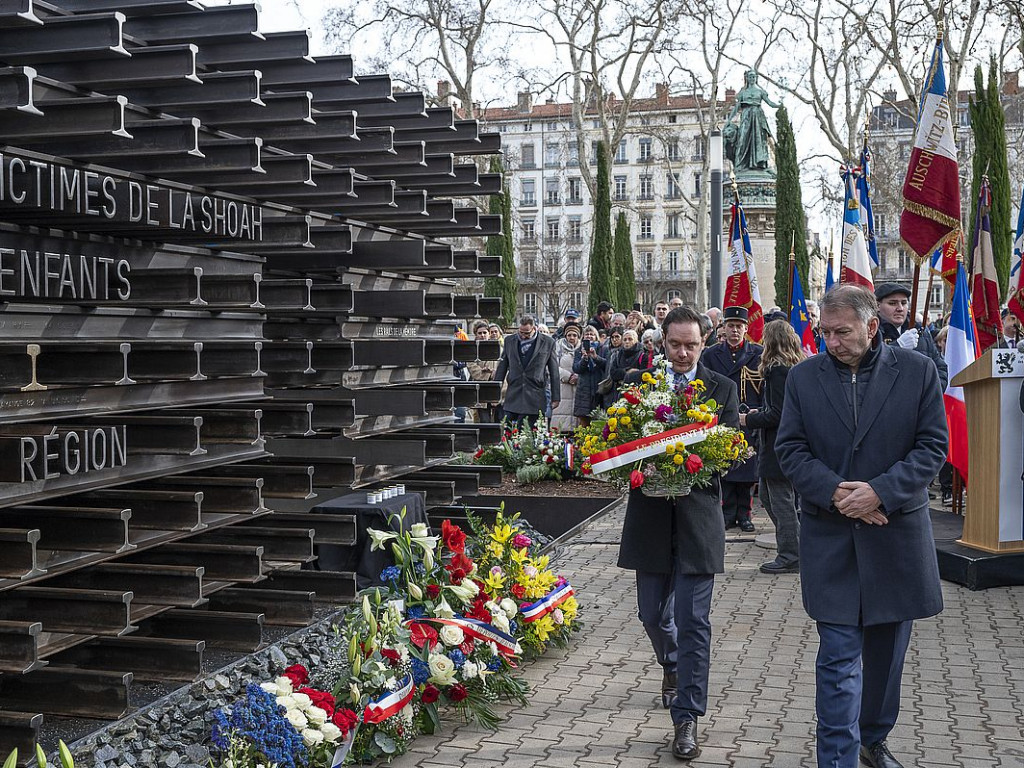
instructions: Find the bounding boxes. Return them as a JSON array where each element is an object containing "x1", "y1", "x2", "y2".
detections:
[
  {"x1": 551, "y1": 322, "x2": 581, "y2": 431},
  {"x1": 600, "y1": 326, "x2": 629, "y2": 408},
  {"x1": 608, "y1": 329, "x2": 643, "y2": 394},
  {"x1": 743, "y1": 319, "x2": 805, "y2": 574},
  {"x1": 572, "y1": 325, "x2": 607, "y2": 425}
]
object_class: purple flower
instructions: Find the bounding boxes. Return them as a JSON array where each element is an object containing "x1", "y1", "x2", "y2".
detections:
[
  {"x1": 512, "y1": 533, "x2": 532, "y2": 548},
  {"x1": 602, "y1": 424, "x2": 611, "y2": 439},
  {"x1": 654, "y1": 404, "x2": 674, "y2": 422}
]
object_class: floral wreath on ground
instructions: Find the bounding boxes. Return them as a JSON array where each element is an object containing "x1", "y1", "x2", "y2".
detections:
[
  {"x1": 208, "y1": 506, "x2": 581, "y2": 766},
  {"x1": 574, "y1": 356, "x2": 752, "y2": 497},
  {"x1": 471, "y1": 415, "x2": 577, "y2": 483}
]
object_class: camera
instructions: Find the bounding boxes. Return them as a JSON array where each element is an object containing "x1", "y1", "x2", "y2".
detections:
[{"x1": 738, "y1": 404, "x2": 750, "y2": 414}]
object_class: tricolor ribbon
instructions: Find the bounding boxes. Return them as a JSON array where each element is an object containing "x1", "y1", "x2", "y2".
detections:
[
  {"x1": 362, "y1": 674, "x2": 414, "y2": 725},
  {"x1": 588, "y1": 420, "x2": 716, "y2": 474},
  {"x1": 405, "y1": 616, "x2": 518, "y2": 656},
  {"x1": 565, "y1": 441, "x2": 574, "y2": 470},
  {"x1": 521, "y1": 582, "x2": 574, "y2": 623},
  {"x1": 330, "y1": 726, "x2": 359, "y2": 768}
]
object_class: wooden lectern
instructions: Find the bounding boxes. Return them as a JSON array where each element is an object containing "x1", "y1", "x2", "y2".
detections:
[{"x1": 950, "y1": 348, "x2": 1024, "y2": 553}]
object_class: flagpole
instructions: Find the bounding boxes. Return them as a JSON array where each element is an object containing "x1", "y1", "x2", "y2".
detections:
[{"x1": 787, "y1": 231, "x2": 796, "y2": 315}]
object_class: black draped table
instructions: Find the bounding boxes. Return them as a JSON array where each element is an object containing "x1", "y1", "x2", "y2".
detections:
[{"x1": 310, "y1": 491, "x2": 428, "y2": 590}]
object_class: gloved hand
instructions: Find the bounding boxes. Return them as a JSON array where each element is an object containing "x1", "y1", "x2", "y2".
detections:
[{"x1": 896, "y1": 328, "x2": 920, "y2": 349}]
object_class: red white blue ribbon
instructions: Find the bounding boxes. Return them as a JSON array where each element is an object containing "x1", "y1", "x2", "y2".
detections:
[
  {"x1": 405, "y1": 616, "x2": 518, "y2": 656},
  {"x1": 362, "y1": 674, "x2": 414, "y2": 725},
  {"x1": 521, "y1": 583, "x2": 574, "y2": 623},
  {"x1": 330, "y1": 726, "x2": 359, "y2": 768},
  {"x1": 565, "y1": 442, "x2": 574, "y2": 470}
]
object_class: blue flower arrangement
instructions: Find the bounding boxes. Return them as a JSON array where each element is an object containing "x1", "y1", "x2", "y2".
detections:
[{"x1": 210, "y1": 684, "x2": 309, "y2": 768}]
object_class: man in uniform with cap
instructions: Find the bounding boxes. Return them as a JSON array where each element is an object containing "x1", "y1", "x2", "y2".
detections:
[
  {"x1": 701, "y1": 306, "x2": 763, "y2": 532},
  {"x1": 875, "y1": 283, "x2": 948, "y2": 390}
]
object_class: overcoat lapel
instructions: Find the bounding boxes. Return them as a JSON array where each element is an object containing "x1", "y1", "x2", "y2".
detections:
[
  {"x1": 852, "y1": 346, "x2": 898, "y2": 446},
  {"x1": 816, "y1": 354, "x2": 855, "y2": 435}
]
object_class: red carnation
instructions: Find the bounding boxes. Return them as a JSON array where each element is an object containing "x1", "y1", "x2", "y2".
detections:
[
  {"x1": 441, "y1": 520, "x2": 467, "y2": 553},
  {"x1": 623, "y1": 389, "x2": 641, "y2": 405},
  {"x1": 459, "y1": 638, "x2": 476, "y2": 656},
  {"x1": 511, "y1": 583, "x2": 526, "y2": 599},
  {"x1": 446, "y1": 683, "x2": 469, "y2": 702},
  {"x1": 685, "y1": 453, "x2": 703, "y2": 474},
  {"x1": 629, "y1": 469, "x2": 645, "y2": 489},
  {"x1": 408, "y1": 622, "x2": 439, "y2": 650},
  {"x1": 421, "y1": 684, "x2": 440, "y2": 704},
  {"x1": 282, "y1": 664, "x2": 309, "y2": 686},
  {"x1": 332, "y1": 708, "x2": 358, "y2": 736},
  {"x1": 380, "y1": 648, "x2": 401, "y2": 665},
  {"x1": 425, "y1": 584, "x2": 441, "y2": 599}
]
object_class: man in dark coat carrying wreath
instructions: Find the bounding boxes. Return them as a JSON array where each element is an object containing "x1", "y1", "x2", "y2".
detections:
[
  {"x1": 776, "y1": 285, "x2": 946, "y2": 768},
  {"x1": 616, "y1": 305, "x2": 740, "y2": 761}
]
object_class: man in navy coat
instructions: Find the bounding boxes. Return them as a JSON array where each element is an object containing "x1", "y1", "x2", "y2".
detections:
[
  {"x1": 616, "y1": 305, "x2": 740, "y2": 761},
  {"x1": 700, "y1": 305, "x2": 763, "y2": 531},
  {"x1": 776, "y1": 285, "x2": 947, "y2": 768}
]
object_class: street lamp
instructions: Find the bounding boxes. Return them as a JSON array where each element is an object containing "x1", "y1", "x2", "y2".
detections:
[{"x1": 709, "y1": 130, "x2": 724, "y2": 308}]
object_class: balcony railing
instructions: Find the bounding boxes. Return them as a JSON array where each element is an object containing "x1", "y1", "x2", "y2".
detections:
[
  {"x1": 520, "y1": 195, "x2": 537, "y2": 207},
  {"x1": 566, "y1": 197, "x2": 583, "y2": 205},
  {"x1": 635, "y1": 269, "x2": 697, "y2": 282}
]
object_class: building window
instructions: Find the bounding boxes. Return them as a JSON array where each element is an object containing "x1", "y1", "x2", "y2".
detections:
[
  {"x1": 567, "y1": 177, "x2": 582, "y2": 204},
  {"x1": 930, "y1": 284, "x2": 943, "y2": 306},
  {"x1": 667, "y1": 250, "x2": 680, "y2": 272},
  {"x1": 642, "y1": 251, "x2": 655, "y2": 271},
  {"x1": 545, "y1": 254, "x2": 559, "y2": 274},
  {"x1": 568, "y1": 142, "x2": 579, "y2": 167},
  {"x1": 668, "y1": 115, "x2": 677, "y2": 124},
  {"x1": 524, "y1": 122, "x2": 533, "y2": 132},
  {"x1": 639, "y1": 137, "x2": 652, "y2": 161},
  {"x1": 521, "y1": 178, "x2": 536, "y2": 207},
  {"x1": 524, "y1": 292, "x2": 538, "y2": 314},
  {"x1": 568, "y1": 255, "x2": 583, "y2": 278},
  {"x1": 545, "y1": 177, "x2": 560, "y2": 205},
  {"x1": 898, "y1": 249, "x2": 912, "y2": 274},
  {"x1": 666, "y1": 139, "x2": 680, "y2": 161},
  {"x1": 613, "y1": 175, "x2": 627, "y2": 201},
  {"x1": 639, "y1": 175, "x2": 654, "y2": 201},
  {"x1": 875, "y1": 212, "x2": 887, "y2": 235},
  {"x1": 666, "y1": 215, "x2": 682, "y2": 239},
  {"x1": 544, "y1": 141, "x2": 559, "y2": 168},
  {"x1": 639, "y1": 215, "x2": 653, "y2": 240},
  {"x1": 614, "y1": 139, "x2": 628, "y2": 164},
  {"x1": 546, "y1": 293, "x2": 560, "y2": 318},
  {"x1": 522, "y1": 258, "x2": 535, "y2": 276},
  {"x1": 692, "y1": 136, "x2": 705, "y2": 161},
  {"x1": 667, "y1": 289, "x2": 681, "y2": 300},
  {"x1": 545, "y1": 217, "x2": 560, "y2": 242},
  {"x1": 692, "y1": 172, "x2": 702, "y2": 197},
  {"x1": 568, "y1": 290, "x2": 583, "y2": 309},
  {"x1": 568, "y1": 216, "x2": 582, "y2": 242},
  {"x1": 521, "y1": 143, "x2": 536, "y2": 168},
  {"x1": 521, "y1": 218, "x2": 536, "y2": 240},
  {"x1": 547, "y1": 121, "x2": 558, "y2": 131},
  {"x1": 590, "y1": 139, "x2": 600, "y2": 165},
  {"x1": 666, "y1": 172, "x2": 682, "y2": 199}
]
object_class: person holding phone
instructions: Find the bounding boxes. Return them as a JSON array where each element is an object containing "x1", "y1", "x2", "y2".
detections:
[{"x1": 572, "y1": 326, "x2": 606, "y2": 426}]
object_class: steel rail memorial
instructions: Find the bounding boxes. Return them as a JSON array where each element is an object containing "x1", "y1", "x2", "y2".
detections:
[{"x1": 0, "y1": 2, "x2": 505, "y2": 761}]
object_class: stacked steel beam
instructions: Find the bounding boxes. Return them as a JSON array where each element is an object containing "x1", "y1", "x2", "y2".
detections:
[{"x1": 0, "y1": 0, "x2": 504, "y2": 757}]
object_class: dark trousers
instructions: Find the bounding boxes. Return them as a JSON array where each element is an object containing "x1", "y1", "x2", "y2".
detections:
[
  {"x1": 815, "y1": 620, "x2": 914, "y2": 768},
  {"x1": 636, "y1": 569, "x2": 715, "y2": 725},
  {"x1": 504, "y1": 412, "x2": 538, "y2": 430},
  {"x1": 722, "y1": 480, "x2": 754, "y2": 524},
  {"x1": 760, "y1": 476, "x2": 800, "y2": 565}
]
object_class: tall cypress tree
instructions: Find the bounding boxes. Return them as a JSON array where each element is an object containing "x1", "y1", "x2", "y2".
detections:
[
  {"x1": 968, "y1": 59, "x2": 1012, "y2": 299},
  {"x1": 612, "y1": 212, "x2": 637, "y2": 311},
  {"x1": 483, "y1": 156, "x2": 517, "y2": 326},
  {"x1": 773, "y1": 104, "x2": 809, "y2": 308},
  {"x1": 588, "y1": 142, "x2": 615, "y2": 316}
]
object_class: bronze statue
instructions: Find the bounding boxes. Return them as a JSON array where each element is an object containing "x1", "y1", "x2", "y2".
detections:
[{"x1": 723, "y1": 69, "x2": 779, "y2": 175}]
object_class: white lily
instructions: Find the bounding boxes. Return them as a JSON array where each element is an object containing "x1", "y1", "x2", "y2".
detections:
[
  {"x1": 367, "y1": 528, "x2": 398, "y2": 551},
  {"x1": 434, "y1": 596, "x2": 455, "y2": 618}
]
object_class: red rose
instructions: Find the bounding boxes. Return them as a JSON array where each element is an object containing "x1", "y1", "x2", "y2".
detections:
[
  {"x1": 446, "y1": 683, "x2": 469, "y2": 702},
  {"x1": 623, "y1": 389, "x2": 641, "y2": 404},
  {"x1": 473, "y1": 448, "x2": 485, "y2": 459},
  {"x1": 283, "y1": 664, "x2": 309, "y2": 686},
  {"x1": 332, "y1": 708, "x2": 358, "y2": 736},
  {"x1": 425, "y1": 584, "x2": 441, "y2": 599},
  {"x1": 408, "y1": 622, "x2": 439, "y2": 650},
  {"x1": 380, "y1": 648, "x2": 401, "y2": 665},
  {"x1": 511, "y1": 583, "x2": 526, "y2": 599},
  {"x1": 441, "y1": 520, "x2": 467, "y2": 553},
  {"x1": 297, "y1": 688, "x2": 336, "y2": 717},
  {"x1": 685, "y1": 453, "x2": 703, "y2": 474},
  {"x1": 629, "y1": 469, "x2": 645, "y2": 489},
  {"x1": 421, "y1": 684, "x2": 440, "y2": 704}
]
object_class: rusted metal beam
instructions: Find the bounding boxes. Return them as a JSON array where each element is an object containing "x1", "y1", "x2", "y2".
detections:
[
  {"x1": 210, "y1": 464, "x2": 316, "y2": 500},
  {"x1": 47, "y1": 563, "x2": 205, "y2": 608},
  {"x1": 261, "y1": 569, "x2": 356, "y2": 603},
  {"x1": 145, "y1": 608, "x2": 263, "y2": 652},
  {"x1": 238, "y1": 513, "x2": 355, "y2": 546},
  {"x1": 0, "y1": 712, "x2": 43, "y2": 766},
  {"x1": 126, "y1": 543, "x2": 264, "y2": 583},
  {"x1": 0, "y1": 621, "x2": 44, "y2": 673},
  {"x1": 48, "y1": 637, "x2": 205, "y2": 682},
  {"x1": 205, "y1": 588, "x2": 314, "y2": 627},
  {"x1": 0, "y1": 586, "x2": 133, "y2": 636},
  {"x1": 0, "y1": 667, "x2": 132, "y2": 718},
  {"x1": 0, "y1": 506, "x2": 133, "y2": 553},
  {"x1": 0, "y1": 529, "x2": 43, "y2": 579},
  {"x1": 132, "y1": 474, "x2": 266, "y2": 515},
  {"x1": 64, "y1": 490, "x2": 205, "y2": 532},
  {"x1": 191, "y1": 526, "x2": 314, "y2": 563}
]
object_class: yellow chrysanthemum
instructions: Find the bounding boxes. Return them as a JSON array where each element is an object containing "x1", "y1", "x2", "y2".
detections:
[
  {"x1": 641, "y1": 372, "x2": 653, "y2": 383},
  {"x1": 673, "y1": 453, "x2": 684, "y2": 465},
  {"x1": 608, "y1": 432, "x2": 617, "y2": 440},
  {"x1": 619, "y1": 416, "x2": 631, "y2": 426},
  {"x1": 607, "y1": 417, "x2": 617, "y2": 429},
  {"x1": 665, "y1": 443, "x2": 676, "y2": 455}
]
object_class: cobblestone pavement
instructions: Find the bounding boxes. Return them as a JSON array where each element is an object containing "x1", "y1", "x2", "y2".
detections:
[{"x1": 395, "y1": 501, "x2": 1024, "y2": 768}]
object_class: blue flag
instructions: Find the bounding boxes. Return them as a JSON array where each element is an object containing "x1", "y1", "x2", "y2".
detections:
[
  {"x1": 1013, "y1": 184, "x2": 1024, "y2": 278},
  {"x1": 857, "y1": 145, "x2": 879, "y2": 267},
  {"x1": 790, "y1": 267, "x2": 817, "y2": 355}
]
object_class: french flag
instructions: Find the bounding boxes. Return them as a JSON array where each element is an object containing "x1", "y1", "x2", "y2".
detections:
[
  {"x1": 726, "y1": 201, "x2": 764, "y2": 342},
  {"x1": 969, "y1": 178, "x2": 1003, "y2": 351},
  {"x1": 900, "y1": 33, "x2": 961, "y2": 263},
  {"x1": 943, "y1": 262, "x2": 976, "y2": 484},
  {"x1": 840, "y1": 168, "x2": 873, "y2": 289},
  {"x1": 1008, "y1": 184, "x2": 1024, "y2": 325}
]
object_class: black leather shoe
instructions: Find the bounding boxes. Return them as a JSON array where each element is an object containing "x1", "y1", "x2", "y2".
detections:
[
  {"x1": 860, "y1": 741, "x2": 904, "y2": 768},
  {"x1": 760, "y1": 560, "x2": 799, "y2": 574},
  {"x1": 661, "y1": 669, "x2": 677, "y2": 709},
  {"x1": 724, "y1": 519, "x2": 738, "y2": 530},
  {"x1": 672, "y1": 720, "x2": 700, "y2": 760},
  {"x1": 739, "y1": 519, "x2": 756, "y2": 532}
]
